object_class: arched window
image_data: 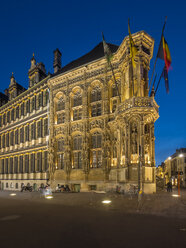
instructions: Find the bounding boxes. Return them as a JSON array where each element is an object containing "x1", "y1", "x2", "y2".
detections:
[
  {"x1": 72, "y1": 91, "x2": 82, "y2": 121},
  {"x1": 57, "y1": 139, "x2": 65, "y2": 170},
  {"x1": 90, "y1": 86, "x2": 102, "y2": 117},
  {"x1": 73, "y1": 93, "x2": 82, "y2": 107},
  {"x1": 57, "y1": 97, "x2": 65, "y2": 111},
  {"x1": 110, "y1": 81, "x2": 120, "y2": 113},
  {"x1": 91, "y1": 132, "x2": 102, "y2": 168},
  {"x1": 73, "y1": 135, "x2": 82, "y2": 169},
  {"x1": 91, "y1": 87, "x2": 101, "y2": 102}
]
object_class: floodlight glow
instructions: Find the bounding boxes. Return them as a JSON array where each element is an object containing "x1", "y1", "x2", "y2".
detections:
[
  {"x1": 172, "y1": 194, "x2": 180, "y2": 197},
  {"x1": 102, "y1": 200, "x2": 111, "y2": 204},
  {"x1": 45, "y1": 195, "x2": 53, "y2": 199},
  {"x1": 179, "y1": 154, "x2": 183, "y2": 157},
  {"x1": 168, "y1": 157, "x2": 172, "y2": 160},
  {"x1": 10, "y1": 193, "x2": 16, "y2": 196}
]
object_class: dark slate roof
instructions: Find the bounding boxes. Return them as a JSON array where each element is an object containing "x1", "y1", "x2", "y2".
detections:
[
  {"x1": 55, "y1": 42, "x2": 119, "y2": 76},
  {"x1": 0, "y1": 92, "x2": 8, "y2": 100}
]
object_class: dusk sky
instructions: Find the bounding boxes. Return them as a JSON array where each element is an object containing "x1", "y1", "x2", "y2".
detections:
[{"x1": 0, "y1": 0, "x2": 185, "y2": 166}]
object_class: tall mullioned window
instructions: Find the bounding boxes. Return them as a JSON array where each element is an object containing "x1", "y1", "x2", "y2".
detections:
[
  {"x1": 31, "y1": 154, "x2": 35, "y2": 172},
  {"x1": 21, "y1": 103, "x2": 24, "y2": 116},
  {"x1": 44, "y1": 151, "x2": 48, "y2": 171},
  {"x1": 20, "y1": 127, "x2": 24, "y2": 143},
  {"x1": 37, "y1": 152, "x2": 42, "y2": 172},
  {"x1": 5, "y1": 158, "x2": 8, "y2": 174},
  {"x1": 26, "y1": 100, "x2": 30, "y2": 113},
  {"x1": 73, "y1": 109, "x2": 82, "y2": 121},
  {"x1": 32, "y1": 97, "x2": 36, "y2": 111},
  {"x1": 7, "y1": 111, "x2": 10, "y2": 123},
  {"x1": 15, "y1": 129, "x2": 19, "y2": 144},
  {"x1": 44, "y1": 118, "x2": 48, "y2": 136},
  {"x1": 72, "y1": 92, "x2": 82, "y2": 121},
  {"x1": 10, "y1": 157, "x2": 13, "y2": 174},
  {"x1": 38, "y1": 93, "x2": 43, "y2": 108},
  {"x1": 10, "y1": 131, "x2": 14, "y2": 146},
  {"x1": 37, "y1": 120, "x2": 43, "y2": 138},
  {"x1": 11, "y1": 109, "x2": 15, "y2": 121},
  {"x1": 14, "y1": 157, "x2": 18, "y2": 173},
  {"x1": 73, "y1": 93, "x2": 82, "y2": 107},
  {"x1": 25, "y1": 155, "x2": 29, "y2": 173},
  {"x1": 31, "y1": 122, "x2": 36, "y2": 140},
  {"x1": 16, "y1": 106, "x2": 19, "y2": 119},
  {"x1": 57, "y1": 97, "x2": 65, "y2": 111},
  {"x1": 2, "y1": 134, "x2": 5, "y2": 148},
  {"x1": 90, "y1": 87, "x2": 102, "y2": 117},
  {"x1": 73, "y1": 135, "x2": 82, "y2": 169},
  {"x1": 91, "y1": 133, "x2": 102, "y2": 168},
  {"x1": 25, "y1": 125, "x2": 29, "y2": 141},
  {"x1": 19, "y1": 156, "x2": 23, "y2": 173},
  {"x1": 57, "y1": 139, "x2": 65, "y2": 169},
  {"x1": 3, "y1": 113, "x2": 6, "y2": 125},
  {"x1": 6, "y1": 133, "x2": 9, "y2": 147},
  {"x1": 1, "y1": 159, "x2": 4, "y2": 174},
  {"x1": 110, "y1": 82, "x2": 120, "y2": 113}
]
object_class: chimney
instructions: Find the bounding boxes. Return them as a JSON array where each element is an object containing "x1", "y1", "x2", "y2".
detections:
[{"x1": 53, "y1": 49, "x2": 61, "y2": 73}]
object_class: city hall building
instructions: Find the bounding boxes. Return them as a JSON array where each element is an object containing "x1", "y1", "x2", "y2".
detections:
[{"x1": 0, "y1": 30, "x2": 159, "y2": 193}]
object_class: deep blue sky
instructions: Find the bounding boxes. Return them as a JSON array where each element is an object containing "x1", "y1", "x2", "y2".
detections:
[{"x1": 0, "y1": 0, "x2": 185, "y2": 165}]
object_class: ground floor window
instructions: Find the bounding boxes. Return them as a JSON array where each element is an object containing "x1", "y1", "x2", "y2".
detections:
[
  {"x1": 57, "y1": 153, "x2": 65, "y2": 169},
  {"x1": 73, "y1": 151, "x2": 82, "y2": 169},
  {"x1": 91, "y1": 150, "x2": 102, "y2": 168}
]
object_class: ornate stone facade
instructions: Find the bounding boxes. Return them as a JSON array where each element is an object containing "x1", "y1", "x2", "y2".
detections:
[{"x1": 48, "y1": 31, "x2": 159, "y2": 193}]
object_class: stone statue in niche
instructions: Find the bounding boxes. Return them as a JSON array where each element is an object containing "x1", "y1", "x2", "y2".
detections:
[{"x1": 131, "y1": 123, "x2": 138, "y2": 154}]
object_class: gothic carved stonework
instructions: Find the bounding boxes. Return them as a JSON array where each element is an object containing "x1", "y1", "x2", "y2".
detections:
[
  {"x1": 55, "y1": 126, "x2": 66, "y2": 136},
  {"x1": 71, "y1": 123, "x2": 83, "y2": 133},
  {"x1": 90, "y1": 119, "x2": 104, "y2": 130}
]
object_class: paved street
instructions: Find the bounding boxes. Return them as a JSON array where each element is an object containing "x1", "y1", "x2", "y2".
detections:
[{"x1": 0, "y1": 190, "x2": 186, "y2": 248}]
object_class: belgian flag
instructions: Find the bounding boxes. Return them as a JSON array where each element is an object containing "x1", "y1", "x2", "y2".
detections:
[{"x1": 157, "y1": 36, "x2": 172, "y2": 72}]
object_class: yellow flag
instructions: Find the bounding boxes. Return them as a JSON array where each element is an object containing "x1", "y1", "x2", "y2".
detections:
[{"x1": 128, "y1": 21, "x2": 138, "y2": 68}]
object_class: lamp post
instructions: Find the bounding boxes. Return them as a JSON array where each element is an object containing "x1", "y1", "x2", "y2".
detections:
[
  {"x1": 178, "y1": 153, "x2": 183, "y2": 196},
  {"x1": 178, "y1": 171, "x2": 180, "y2": 196}
]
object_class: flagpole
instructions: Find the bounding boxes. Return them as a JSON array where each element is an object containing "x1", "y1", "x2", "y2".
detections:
[
  {"x1": 102, "y1": 32, "x2": 121, "y2": 103},
  {"x1": 149, "y1": 16, "x2": 167, "y2": 93},
  {"x1": 108, "y1": 60, "x2": 121, "y2": 103},
  {"x1": 154, "y1": 68, "x2": 164, "y2": 96},
  {"x1": 128, "y1": 19, "x2": 134, "y2": 97},
  {"x1": 150, "y1": 73, "x2": 157, "y2": 96}
]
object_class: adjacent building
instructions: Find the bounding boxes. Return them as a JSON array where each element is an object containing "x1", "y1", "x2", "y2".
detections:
[
  {"x1": 0, "y1": 55, "x2": 50, "y2": 191},
  {"x1": 164, "y1": 148, "x2": 186, "y2": 187}
]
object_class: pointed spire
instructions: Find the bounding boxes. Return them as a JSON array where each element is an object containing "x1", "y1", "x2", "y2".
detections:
[
  {"x1": 30, "y1": 53, "x2": 36, "y2": 69},
  {"x1": 10, "y1": 72, "x2": 15, "y2": 86}
]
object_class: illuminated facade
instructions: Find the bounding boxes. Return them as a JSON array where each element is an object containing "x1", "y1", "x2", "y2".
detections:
[
  {"x1": 0, "y1": 56, "x2": 50, "y2": 191},
  {"x1": 0, "y1": 31, "x2": 159, "y2": 193},
  {"x1": 48, "y1": 31, "x2": 159, "y2": 193}
]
